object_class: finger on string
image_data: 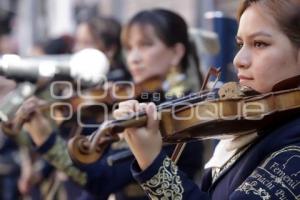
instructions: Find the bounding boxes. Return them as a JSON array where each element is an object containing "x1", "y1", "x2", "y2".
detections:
[{"x1": 146, "y1": 102, "x2": 159, "y2": 131}]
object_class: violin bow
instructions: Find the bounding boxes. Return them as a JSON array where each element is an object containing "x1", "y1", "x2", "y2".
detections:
[{"x1": 170, "y1": 67, "x2": 221, "y2": 164}]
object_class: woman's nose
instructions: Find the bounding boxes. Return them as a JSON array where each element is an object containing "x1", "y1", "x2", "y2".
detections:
[
  {"x1": 233, "y1": 47, "x2": 251, "y2": 70},
  {"x1": 127, "y1": 48, "x2": 141, "y2": 65}
]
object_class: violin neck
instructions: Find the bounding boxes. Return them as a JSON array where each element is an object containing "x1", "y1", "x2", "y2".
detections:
[{"x1": 110, "y1": 114, "x2": 148, "y2": 135}]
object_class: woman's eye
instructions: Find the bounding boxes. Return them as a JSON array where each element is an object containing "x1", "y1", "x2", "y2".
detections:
[
  {"x1": 125, "y1": 46, "x2": 132, "y2": 51},
  {"x1": 236, "y1": 42, "x2": 243, "y2": 49},
  {"x1": 254, "y1": 41, "x2": 268, "y2": 48},
  {"x1": 140, "y1": 40, "x2": 153, "y2": 47}
]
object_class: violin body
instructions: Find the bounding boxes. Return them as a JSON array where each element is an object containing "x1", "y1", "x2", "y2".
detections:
[
  {"x1": 160, "y1": 87, "x2": 300, "y2": 142},
  {"x1": 67, "y1": 80, "x2": 300, "y2": 164},
  {"x1": 68, "y1": 76, "x2": 164, "y2": 111}
]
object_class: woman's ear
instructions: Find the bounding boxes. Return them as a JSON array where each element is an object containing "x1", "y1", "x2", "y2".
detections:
[{"x1": 170, "y1": 43, "x2": 185, "y2": 67}]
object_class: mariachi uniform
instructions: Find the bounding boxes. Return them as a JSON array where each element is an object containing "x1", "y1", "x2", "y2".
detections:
[
  {"x1": 0, "y1": 77, "x2": 21, "y2": 200},
  {"x1": 33, "y1": 72, "x2": 204, "y2": 200},
  {"x1": 0, "y1": 132, "x2": 20, "y2": 200},
  {"x1": 131, "y1": 115, "x2": 300, "y2": 200}
]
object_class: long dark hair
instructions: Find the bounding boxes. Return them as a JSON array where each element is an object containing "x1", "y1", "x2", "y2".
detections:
[
  {"x1": 85, "y1": 17, "x2": 123, "y2": 67},
  {"x1": 122, "y1": 8, "x2": 202, "y2": 80}
]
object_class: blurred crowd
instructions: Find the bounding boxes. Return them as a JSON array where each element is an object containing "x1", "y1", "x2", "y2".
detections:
[{"x1": 0, "y1": 5, "x2": 217, "y2": 200}]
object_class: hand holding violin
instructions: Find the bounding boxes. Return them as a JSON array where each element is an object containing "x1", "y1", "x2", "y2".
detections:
[
  {"x1": 15, "y1": 97, "x2": 53, "y2": 146},
  {"x1": 113, "y1": 100, "x2": 162, "y2": 170}
]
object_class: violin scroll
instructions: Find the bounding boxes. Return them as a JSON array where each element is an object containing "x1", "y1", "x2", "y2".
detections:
[
  {"x1": 68, "y1": 135, "x2": 103, "y2": 164},
  {"x1": 67, "y1": 115, "x2": 148, "y2": 164},
  {"x1": 67, "y1": 122, "x2": 123, "y2": 164}
]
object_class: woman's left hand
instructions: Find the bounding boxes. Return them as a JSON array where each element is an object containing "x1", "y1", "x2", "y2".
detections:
[{"x1": 113, "y1": 100, "x2": 162, "y2": 170}]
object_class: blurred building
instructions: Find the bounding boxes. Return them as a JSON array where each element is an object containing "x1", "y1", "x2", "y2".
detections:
[
  {"x1": 95, "y1": 0, "x2": 240, "y2": 26},
  {"x1": 0, "y1": 0, "x2": 240, "y2": 71}
]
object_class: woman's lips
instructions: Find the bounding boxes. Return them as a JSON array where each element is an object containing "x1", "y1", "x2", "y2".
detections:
[
  {"x1": 238, "y1": 75, "x2": 254, "y2": 81},
  {"x1": 131, "y1": 70, "x2": 143, "y2": 77}
]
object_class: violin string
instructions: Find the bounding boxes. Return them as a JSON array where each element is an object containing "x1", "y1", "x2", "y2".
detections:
[
  {"x1": 85, "y1": 88, "x2": 218, "y2": 144},
  {"x1": 126, "y1": 89, "x2": 217, "y2": 120},
  {"x1": 156, "y1": 90, "x2": 216, "y2": 111}
]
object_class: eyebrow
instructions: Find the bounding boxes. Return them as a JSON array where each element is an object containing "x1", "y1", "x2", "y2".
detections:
[{"x1": 236, "y1": 31, "x2": 272, "y2": 40}]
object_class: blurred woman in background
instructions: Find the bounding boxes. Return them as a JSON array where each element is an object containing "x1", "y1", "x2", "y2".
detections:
[{"x1": 15, "y1": 8, "x2": 205, "y2": 200}]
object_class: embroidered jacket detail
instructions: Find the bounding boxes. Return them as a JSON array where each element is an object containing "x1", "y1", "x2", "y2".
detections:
[
  {"x1": 236, "y1": 181, "x2": 271, "y2": 200},
  {"x1": 141, "y1": 157, "x2": 184, "y2": 200},
  {"x1": 236, "y1": 146, "x2": 300, "y2": 199},
  {"x1": 42, "y1": 136, "x2": 87, "y2": 185}
]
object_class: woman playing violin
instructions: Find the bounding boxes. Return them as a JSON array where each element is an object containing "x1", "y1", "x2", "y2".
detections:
[
  {"x1": 114, "y1": 0, "x2": 300, "y2": 199},
  {"x1": 17, "y1": 9, "x2": 204, "y2": 200}
]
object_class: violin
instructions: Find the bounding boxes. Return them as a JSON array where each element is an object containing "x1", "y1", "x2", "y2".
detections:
[
  {"x1": 67, "y1": 75, "x2": 300, "y2": 164},
  {"x1": 45, "y1": 76, "x2": 165, "y2": 134},
  {"x1": 68, "y1": 76, "x2": 164, "y2": 109},
  {"x1": 0, "y1": 76, "x2": 164, "y2": 136}
]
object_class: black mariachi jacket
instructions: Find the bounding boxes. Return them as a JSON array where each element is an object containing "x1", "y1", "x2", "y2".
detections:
[{"x1": 132, "y1": 116, "x2": 300, "y2": 200}]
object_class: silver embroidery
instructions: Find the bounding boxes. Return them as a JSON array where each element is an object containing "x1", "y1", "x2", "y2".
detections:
[
  {"x1": 141, "y1": 157, "x2": 184, "y2": 200},
  {"x1": 237, "y1": 181, "x2": 271, "y2": 200},
  {"x1": 260, "y1": 146, "x2": 300, "y2": 199},
  {"x1": 237, "y1": 146, "x2": 300, "y2": 199}
]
